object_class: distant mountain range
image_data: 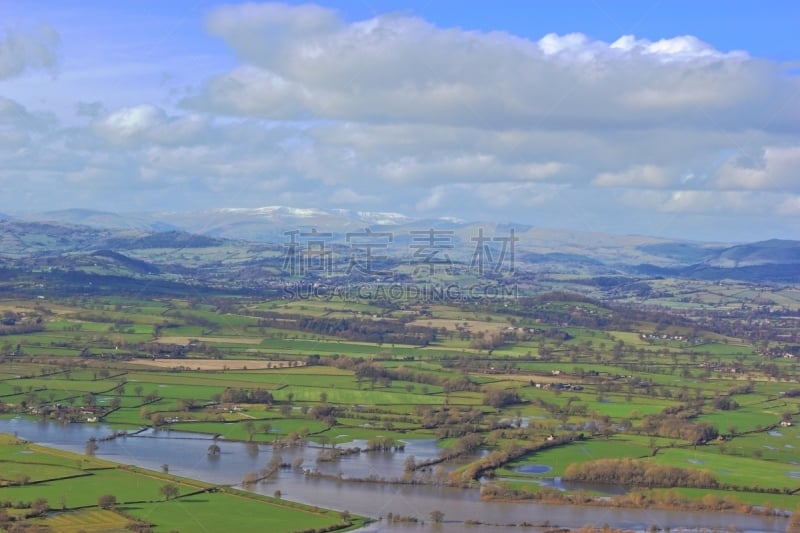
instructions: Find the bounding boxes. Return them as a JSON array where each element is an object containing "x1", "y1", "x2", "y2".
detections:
[{"x1": 1, "y1": 206, "x2": 798, "y2": 284}]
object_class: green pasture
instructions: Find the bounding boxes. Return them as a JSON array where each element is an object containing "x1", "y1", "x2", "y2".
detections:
[
  {"x1": 272, "y1": 385, "x2": 446, "y2": 406},
  {"x1": 698, "y1": 402, "x2": 791, "y2": 434},
  {"x1": 723, "y1": 426, "x2": 800, "y2": 463},
  {"x1": 122, "y1": 382, "x2": 226, "y2": 401},
  {"x1": 498, "y1": 436, "x2": 654, "y2": 478},
  {"x1": 692, "y1": 343, "x2": 756, "y2": 357},
  {"x1": 380, "y1": 380, "x2": 445, "y2": 395},
  {"x1": 314, "y1": 425, "x2": 434, "y2": 444},
  {"x1": 0, "y1": 437, "x2": 70, "y2": 464},
  {"x1": 178, "y1": 309, "x2": 260, "y2": 329},
  {"x1": 93, "y1": 395, "x2": 145, "y2": 408},
  {"x1": 659, "y1": 487, "x2": 799, "y2": 510},
  {"x1": 237, "y1": 373, "x2": 354, "y2": 389},
  {"x1": 0, "y1": 433, "x2": 361, "y2": 533},
  {"x1": 580, "y1": 395, "x2": 677, "y2": 418},
  {"x1": 0, "y1": 462, "x2": 86, "y2": 484},
  {"x1": 8, "y1": 378, "x2": 117, "y2": 394},
  {"x1": 126, "y1": 372, "x2": 285, "y2": 390},
  {"x1": 2, "y1": 290, "x2": 800, "y2": 521},
  {"x1": 100, "y1": 408, "x2": 151, "y2": 426},
  {"x1": 40, "y1": 369, "x2": 104, "y2": 381},
  {"x1": 0, "y1": 467, "x2": 200, "y2": 508},
  {"x1": 123, "y1": 490, "x2": 354, "y2": 533},
  {"x1": 647, "y1": 446, "x2": 799, "y2": 491}
]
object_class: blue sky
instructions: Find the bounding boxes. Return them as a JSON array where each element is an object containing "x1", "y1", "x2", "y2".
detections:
[{"x1": 1, "y1": 1, "x2": 799, "y2": 241}]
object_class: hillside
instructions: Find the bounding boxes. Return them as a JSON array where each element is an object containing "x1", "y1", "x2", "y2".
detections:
[{"x1": 1, "y1": 208, "x2": 797, "y2": 288}]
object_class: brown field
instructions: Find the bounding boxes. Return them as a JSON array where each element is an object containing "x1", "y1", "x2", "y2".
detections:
[
  {"x1": 128, "y1": 359, "x2": 302, "y2": 370},
  {"x1": 0, "y1": 300, "x2": 74, "y2": 314}
]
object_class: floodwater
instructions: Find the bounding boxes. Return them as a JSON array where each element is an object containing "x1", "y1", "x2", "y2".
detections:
[{"x1": 0, "y1": 418, "x2": 788, "y2": 533}]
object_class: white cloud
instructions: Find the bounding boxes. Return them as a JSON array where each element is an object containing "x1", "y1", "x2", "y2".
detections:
[
  {"x1": 94, "y1": 105, "x2": 166, "y2": 143},
  {"x1": 611, "y1": 34, "x2": 743, "y2": 61},
  {"x1": 92, "y1": 105, "x2": 214, "y2": 147},
  {"x1": 190, "y1": 4, "x2": 795, "y2": 132},
  {"x1": 1, "y1": 3, "x2": 799, "y2": 241},
  {"x1": 184, "y1": 65, "x2": 311, "y2": 119},
  {"x1": 715, "y1": 146, "x2": 800, "y2": 192}
]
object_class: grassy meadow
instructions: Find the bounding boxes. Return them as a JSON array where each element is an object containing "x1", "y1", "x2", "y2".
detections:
[{"x1": 0, "y1": 291, "x2": 799, "y2": 529}]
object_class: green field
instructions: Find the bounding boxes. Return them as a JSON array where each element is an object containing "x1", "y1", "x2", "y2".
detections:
[
  {"x1": 0, "y1": 433, "x2": 363, "y2": 532},
  {"x1": 1, "y1": 291, "x2": 800, "y2": 523}
]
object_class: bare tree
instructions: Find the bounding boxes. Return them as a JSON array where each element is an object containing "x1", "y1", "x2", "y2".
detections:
[{"x1": 85, "y1": 438, "x2": 98, "y2": 456}]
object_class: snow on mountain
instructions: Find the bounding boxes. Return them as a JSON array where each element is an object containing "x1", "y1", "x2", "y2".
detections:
[{"x1": 355, "y1": 211, "x2": 413, "y2": 225}]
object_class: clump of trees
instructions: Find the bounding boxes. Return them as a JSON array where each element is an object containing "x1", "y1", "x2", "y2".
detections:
[
  {"x1": 98, "y1": 494, "x2": 117, "y2": 509},
  {"x1": 712, "y1": 396, "x2": 739, "y2": 411},
  {"x1": 220, "y1": 387, "x2": 273, "y2": 404},
  {"x1": 254, "y1": 313, "x2": 438, "y2": 345},
  {"x1": 366, "y1": 436, "x2": 394, "y2": 451},
  {"x1": 482, "y1": 389, "x2": 521, "y2": 409},
  {"x1": 563, "y1": 458, "x2": 718, "y2": 489},
  {"x1": 639, "y1": 413, "x2": 718, "y2": 445}
]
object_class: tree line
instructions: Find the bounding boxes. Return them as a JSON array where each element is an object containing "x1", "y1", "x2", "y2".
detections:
[{"x1": 253, "y1": 312, "x2": 438, "y2": 345}]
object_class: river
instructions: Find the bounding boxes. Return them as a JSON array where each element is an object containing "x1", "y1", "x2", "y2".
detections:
[{"x1": 0, "y1": 418, "x2": 788, "y2": 533}]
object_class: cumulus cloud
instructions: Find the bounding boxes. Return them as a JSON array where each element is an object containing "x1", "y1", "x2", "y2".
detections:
[
  {"x1": 0, "y1": 24, "x2": 59, "y2": 80},
  {"x1": 94, "y1": 105, "x2": 167, "y2": 143},
  {"x1": 92, "y1": 105, "x2": 212, "y2": 147},
  {"x1": 2, "y1": 3, "x2": 799, "y2": 240},
  {"x1": 714, "y1": 146, "x2": 800, "y2": 192},
  {"x1": 190, "y1": 3, "x2": 796, "y2": 131}
]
